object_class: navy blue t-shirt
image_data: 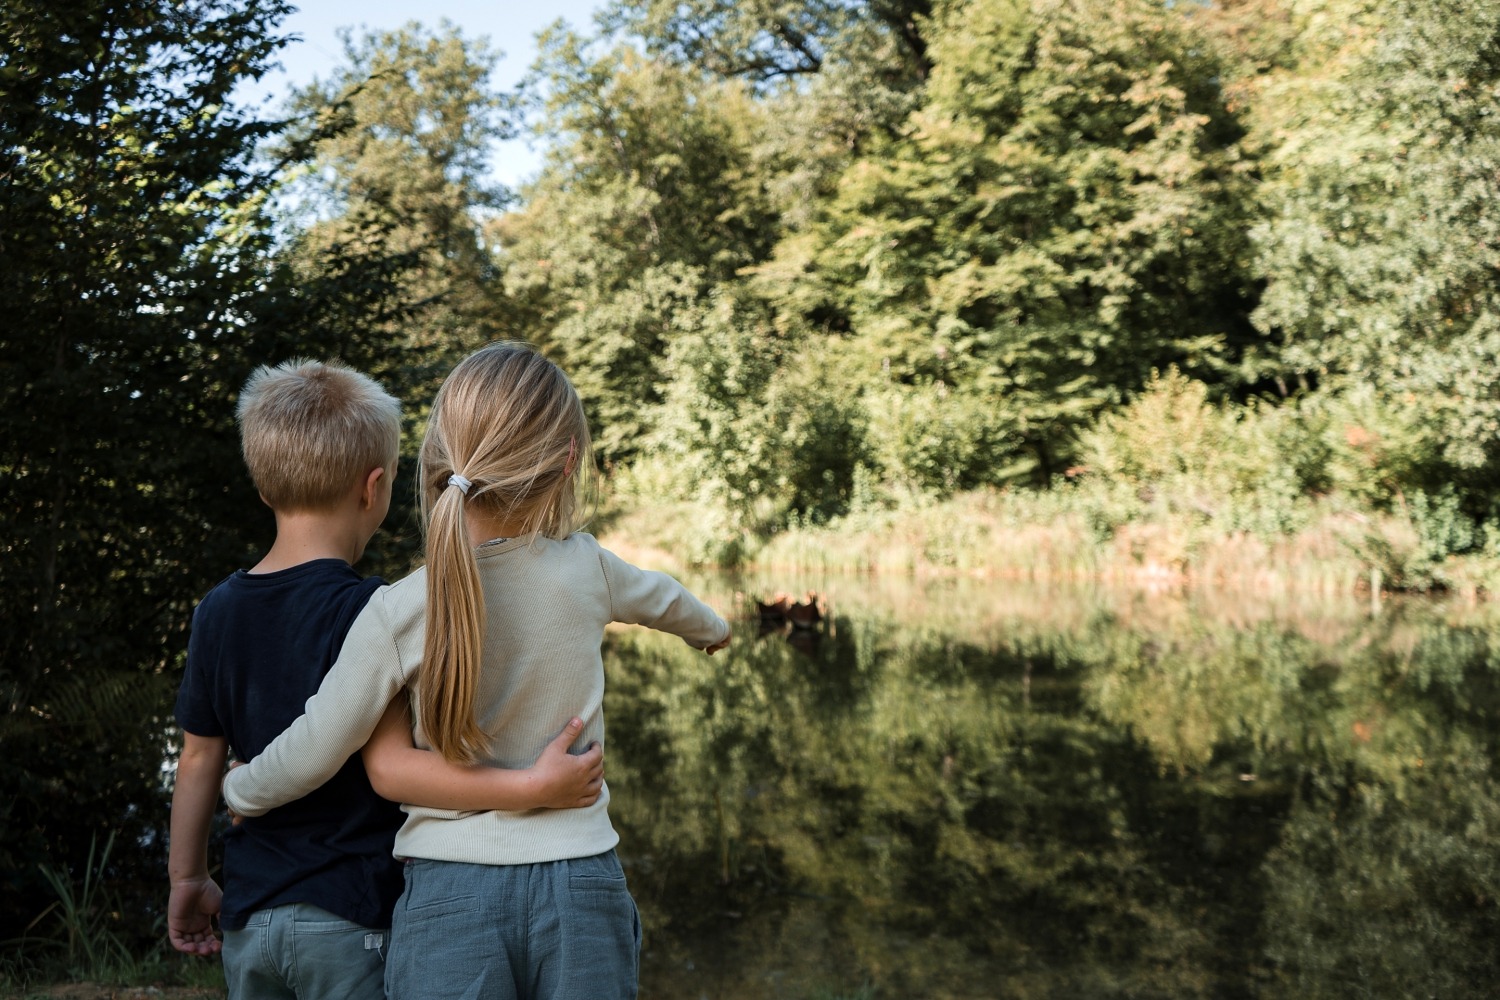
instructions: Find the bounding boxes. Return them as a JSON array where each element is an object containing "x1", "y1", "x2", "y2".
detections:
[{"x1": 174, "y1": 559, "x2": 404, "y2": 931}]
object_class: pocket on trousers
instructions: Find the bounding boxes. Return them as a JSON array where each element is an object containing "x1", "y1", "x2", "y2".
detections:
[
  {"x1": 402, "y1": 893, "x2": 481, "y2": 920},
  {"x1": 567, "y1": 851, "x2": 629, "y2": 894},
  {"x1": 401, "y1": 862, "x2": 483, "y2": 919}
]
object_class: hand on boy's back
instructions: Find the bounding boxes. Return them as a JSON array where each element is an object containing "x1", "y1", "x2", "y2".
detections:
[
  {"x1": 532, "y1": 718, "x2": 605, "y2": 810},
  {"x1": 167, "y1": 877, "x2": 223, "y2": 955}
]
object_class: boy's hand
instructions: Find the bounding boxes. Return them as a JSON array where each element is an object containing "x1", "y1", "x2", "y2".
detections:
[
  {"x1": 704, "y1": 628, "x2": 731, "y2": 656},
  {"x1": 167, "y1": 877, "x2": 223, "y2": 955},
  {"x1": 530, "y1": 718, "x2": 604, "y2": 809}
]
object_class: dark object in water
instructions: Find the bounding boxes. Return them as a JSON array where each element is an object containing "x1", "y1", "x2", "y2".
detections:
[
  {"x1": 757, "y1": 590, "x2": 825, "y2": 629},
  {"x1": 786, "y1": 596, "x2": 821, "y2": 630},
  {"x1": 757, "y1": 592, "x2": 794, "y2": 622}
]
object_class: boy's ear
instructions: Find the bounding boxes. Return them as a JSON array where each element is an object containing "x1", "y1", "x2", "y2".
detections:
[{"x1": 359, "y1": 466, "x2": 386, "y2": 510}]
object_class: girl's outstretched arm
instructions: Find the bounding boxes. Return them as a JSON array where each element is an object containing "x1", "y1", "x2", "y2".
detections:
[
  {"x1": 595, "y1": 542, "x2": 731, "y2": 649},
  {"x1": 361, "y1": 695, "x2": 604, "y2": 811}
]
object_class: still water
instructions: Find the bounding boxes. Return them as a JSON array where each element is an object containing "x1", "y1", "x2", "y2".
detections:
[{"x1": 600, "y1": 573, "x2": 1500, "y2": 1000}]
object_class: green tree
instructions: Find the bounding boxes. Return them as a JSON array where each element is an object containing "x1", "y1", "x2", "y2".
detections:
[
  {"x1": 623, "y1": 296, "x2": 870, "y2": 553},
  {"x1": 608, "y1": 0, "x2": 935, "y2": 84},
  {"x1": 1192, "y1": 0, "x2": 1300, "y2": 83},
  {"x1": 500, "y1": 29, "x2": 781, "y2": 464},
  {"x1": 0, "y1": 0, "x2": 293, "y2": 938},
  {"x1": 762, "y1": 0, "x2": 1260, "y2": 487},
  {"x1": 276, "y1": 21, "x2": 515, "y2": 413},
  {"x1": 1248, "y1": 0, "x2": 1500, "y2": 470},
  {"x1": 608, "y1": 0, "x2": 933, "y2": 233},
  {"x1": 570, "y1": 2, "x2": 935, "y2": 526}
]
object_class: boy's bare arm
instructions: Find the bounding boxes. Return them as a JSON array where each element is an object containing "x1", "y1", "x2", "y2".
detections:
[
  {"x1": 167, "y1": 732, "x2": 227, "y2": 955},
  {"x1": 360, "y1": 695, "x2": 604, "y2": 811}
]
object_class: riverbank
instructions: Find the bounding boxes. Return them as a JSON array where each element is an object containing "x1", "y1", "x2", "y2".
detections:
[
  {"x1": 600, "y1": 486, "x2": 1500, "y2": 602},
  {"x1": 0, "y1": 957, "x2": 225, "y2": 1000}
]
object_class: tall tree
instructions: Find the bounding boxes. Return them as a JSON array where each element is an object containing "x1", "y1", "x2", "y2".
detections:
[
  {"x1": 276, "y1": 21, "x2": 515, "y2": 409},
  {"x1": 499, "y1": 28, "x2": 781, "y2": 464},
  {"x1": 0, "y1": 0, "x2": 293, "y2": 936},
  {"x1": 1248, "y1": 0, "x2": 1500, "y2": 470},
  {"x1": 608, "y1": 0, "x2": 934, "y2": 84},
  {"x1": 762, "y1": 0, "x2": 1259, "y2": 486},
  {"x1": 608, "y1": 0, "x2": 934, "y2": 227}
]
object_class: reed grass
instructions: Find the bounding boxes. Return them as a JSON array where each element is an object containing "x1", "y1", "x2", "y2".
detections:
[
  {"x1": 603, "y1": 486, "x2": 1495, "y2": 601},
  {"x1": 19, "y1": 834, "x2": 135, "y2": 981},
  {"x1": 3, "y1": 833, "x2": 228, "y2": 995}
]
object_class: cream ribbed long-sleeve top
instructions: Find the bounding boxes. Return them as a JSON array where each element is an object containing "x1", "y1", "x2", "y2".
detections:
[{"x1": 220, "y1": 533, "x2": 729, "y2": 865}]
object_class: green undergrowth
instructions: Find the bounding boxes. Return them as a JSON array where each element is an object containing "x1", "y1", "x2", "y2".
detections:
[
  {"x1": 603, "y1": 374, "x2": 1500, "y2": 600},
  {"x1": 2, "y1": 835, "x2": 227, "y2": 997},
  {"x1": 606, "y1": 486, "x2": 1500, "y2": 599}
]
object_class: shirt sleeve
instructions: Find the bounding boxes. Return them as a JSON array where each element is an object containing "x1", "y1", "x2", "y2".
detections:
[
  {"x1": 220, "y1": 589, "x2": 411, "y2": 817},
  {"x1": 174, "y1": 606, "x2": 224, "y2": 738},
  {"x1": 595, "y1": 543, "x2": 730, "y2": 648}
]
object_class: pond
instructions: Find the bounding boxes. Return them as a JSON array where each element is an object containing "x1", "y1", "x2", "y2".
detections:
[{"x1": 600, "y1": 572, "x2": 1500, "y2": 999}]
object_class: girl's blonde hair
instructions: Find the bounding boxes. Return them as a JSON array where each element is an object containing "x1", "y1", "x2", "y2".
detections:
[{"x1": 417, "y1": 342, "x2": 594, "y2": 764}]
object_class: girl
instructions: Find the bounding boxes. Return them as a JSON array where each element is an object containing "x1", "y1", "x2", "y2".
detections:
[{"x1": 222, "y1": 342, "x2": 731, "y2": 1000}]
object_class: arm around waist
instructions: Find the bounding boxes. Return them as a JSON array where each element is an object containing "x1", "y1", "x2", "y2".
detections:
[{"x1": 222, "y1": 590, "x2": 411, "y2": 816}]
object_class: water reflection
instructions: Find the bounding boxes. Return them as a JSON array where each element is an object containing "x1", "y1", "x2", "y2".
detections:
[{"x1": 601, "y1": 575, "x2": 1500, "y2": 999}]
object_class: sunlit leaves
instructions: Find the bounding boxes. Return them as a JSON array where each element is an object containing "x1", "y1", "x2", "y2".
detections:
[
  {"x1": 771, "y1": 0, "x2": 1259, "y2": 483},
  {"x1": 1250, "y1": 0, "x2": 1500, "y2": 465}
]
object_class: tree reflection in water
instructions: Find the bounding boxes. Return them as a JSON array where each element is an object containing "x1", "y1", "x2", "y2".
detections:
[{"x1": 600, "y1": 575, "x2": 1500, "y2": 999}]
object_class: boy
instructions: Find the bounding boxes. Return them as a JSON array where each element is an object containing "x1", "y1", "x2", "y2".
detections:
[{"x1": 167, "y1": 359, "x2": 602, "y2": 999}]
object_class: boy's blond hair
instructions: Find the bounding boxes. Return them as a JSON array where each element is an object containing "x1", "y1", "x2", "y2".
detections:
[{"x1": 237, "y1": 359, "x2": 401, "y2": 512}]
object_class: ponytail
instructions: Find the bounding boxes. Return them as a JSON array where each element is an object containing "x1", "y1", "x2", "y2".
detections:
[{"x1": 417, "y1": 478, "x2": 488, "y2": 764}]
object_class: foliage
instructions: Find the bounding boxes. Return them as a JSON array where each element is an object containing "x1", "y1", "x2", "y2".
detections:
[
  {"x1": 277, "y1": 20, "x2": 513, "y2": 371},
  {"x1": 720, "y1": 371, "x2": 1498, "y2": 590},
  {"x1": 269, "y1": 23, "x2": 517, "y2": 548},
  {"x1": 501, "y1": 28, "x2": 782, "y2": 464},
  {"x1": 1248, "y1": 0, "x2": 1500, "y2": 466},
  {"x1": 542, "y1": 0, "x2": 1277, "y2": 523},
  {"x1": 752, "y1": 0, "x2": 1260, "y2": 485},
  {"x1": 5, "y1": 833, "x2": 227, "y2": 990},
  {"x1": 0, "y1": 0, "x2": 295, "y2": 941},
  {"x1": 254, "y1": 22, "x2": 524, "y2": 570},
  {"x1": 1078, "y1": 369, "x2": 1331, "y2": 537},
  {"x1": 560, "y1": 0, "x2": 1500, "y2": 560},
  {"x1": 608, "y1": 0, "x2": 934, "y2": 84},
  {"x1": 627, "y1": 302, "x2": 871, "y2": 548},
  {"x1": 23, "y1": 834, "x2": 140, "y2": 982},
  {"x1": 0, "y1": 0, "x2": 505, "y2": 951}
]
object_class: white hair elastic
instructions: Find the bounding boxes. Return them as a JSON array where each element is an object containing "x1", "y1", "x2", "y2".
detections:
[{"x1": 448, "y1": 473, "x2": 472, "y2": 495}]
